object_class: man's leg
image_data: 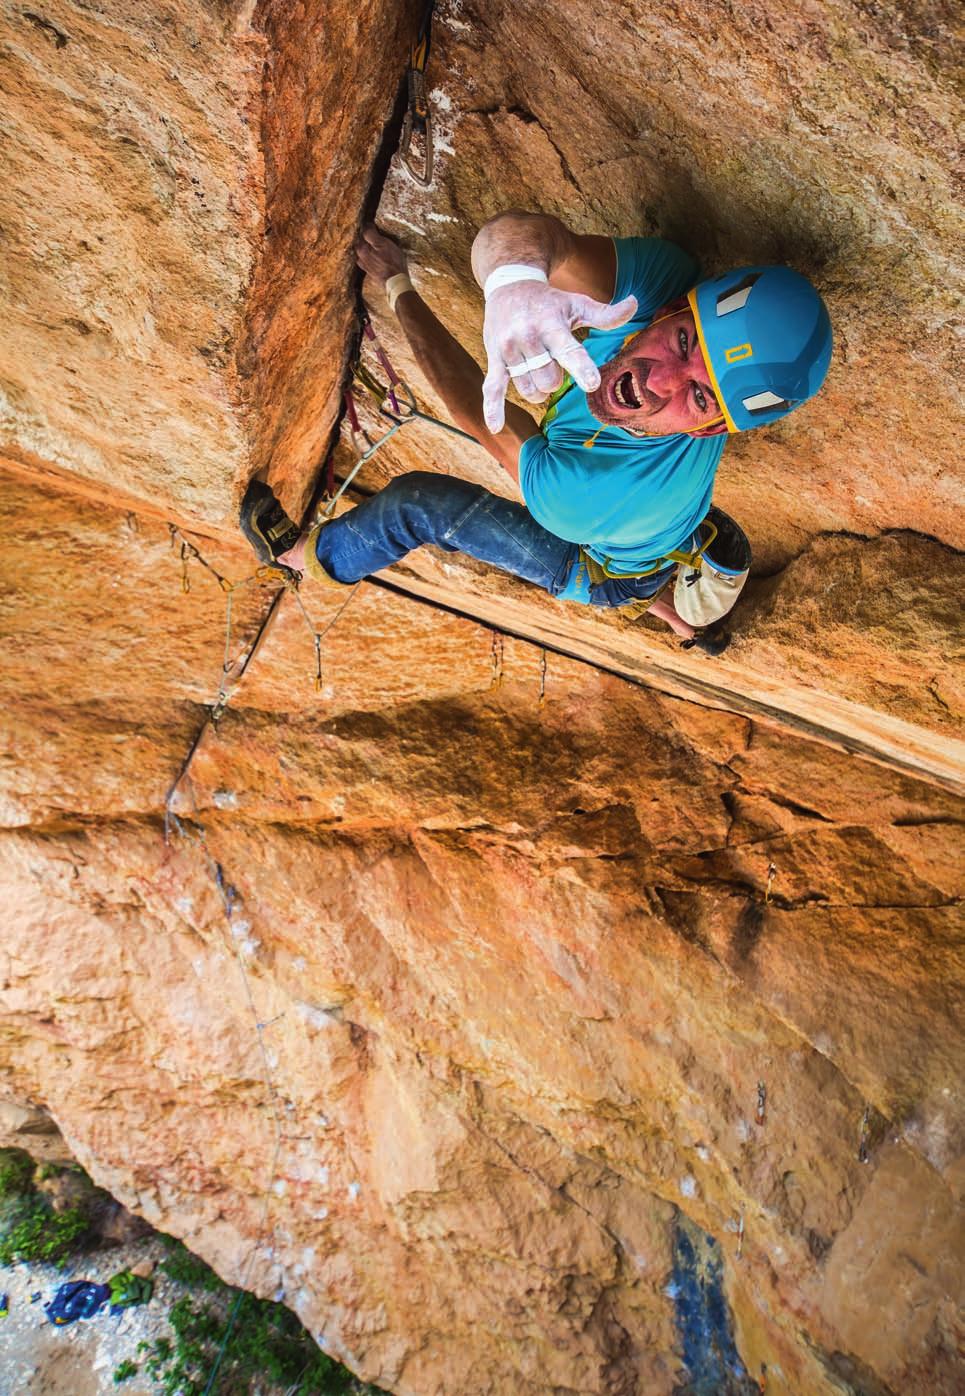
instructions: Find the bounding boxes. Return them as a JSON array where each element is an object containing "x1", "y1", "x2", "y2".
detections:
[
  {"x1": 648, "y1": 596, "x2": 695, "y2": 639},
  {"x1": 282, "y1": 472, "x2": 578, "y2": 597}
]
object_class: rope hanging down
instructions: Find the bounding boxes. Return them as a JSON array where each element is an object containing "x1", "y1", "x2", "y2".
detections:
[
  {"x1": 161, "y1": 809, "x2": 287, "y2": 1396},
  {"x1": 160, "y1": 547, "x2": 358, "y2": 1383},
  {"x1": 320, "y1": 311, "x2": 477, "y2": 519},
  {"x1": 399, "y1": 0, "x2": 436, "y2": 186}
]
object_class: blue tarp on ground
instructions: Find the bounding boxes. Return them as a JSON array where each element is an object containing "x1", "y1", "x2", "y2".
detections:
[{"x1": 45, "y1": 1280, "x2": 111, "y2": 1325}]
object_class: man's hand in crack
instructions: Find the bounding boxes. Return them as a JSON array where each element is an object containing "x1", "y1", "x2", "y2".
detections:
[{"x1": 356, "y1": 223, "x2": 409, "y2": 285}]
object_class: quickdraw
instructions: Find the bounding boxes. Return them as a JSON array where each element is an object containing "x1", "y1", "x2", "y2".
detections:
[
  {"x1": 858, "y1": 1105, "x2": 872, "y2": 1163},
  {"x1": 363, "y1": 317, "x2": 402, "y2": 414},
  {"x1": 399, "y1": 1, "x2": 436, "y2": 186},
  {"x1": 755, "y1": 1080, "x2": 767, "y2": 1127},
  {"x1": 765, "y1": 860, "x2": 777, "y2": 902},
  {"x1": 167, "y1": 525, "x2": 340, "y2": 721}
]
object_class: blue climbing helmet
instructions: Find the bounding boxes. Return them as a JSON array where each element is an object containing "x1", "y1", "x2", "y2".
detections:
[{"x1": 687, "y1": 267, "x2": 832, "y2": 433}]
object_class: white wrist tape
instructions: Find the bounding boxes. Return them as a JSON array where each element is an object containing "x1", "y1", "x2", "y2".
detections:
[
  {"x1": 385, "y1": 273, "x2": 414, "y2": 313},
  {"x1": 483, "y1": 264, "x2": 548, "y2": 299}
]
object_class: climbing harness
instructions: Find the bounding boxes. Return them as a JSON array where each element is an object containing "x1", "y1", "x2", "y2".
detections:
[
  {"x1": 322, "y1": 313, "x2": 477, "y2": 520},
  {"x1": 399, "y1": 1, "x2": 436, "y2": 186},
  {"x1": 542, "y1": 376, "x2": 752, "y2": 625}
]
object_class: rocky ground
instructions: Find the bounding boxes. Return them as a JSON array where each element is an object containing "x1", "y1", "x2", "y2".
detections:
[{"x1": 0, "y1": 1237, "x2": 168, "y2": 1396}]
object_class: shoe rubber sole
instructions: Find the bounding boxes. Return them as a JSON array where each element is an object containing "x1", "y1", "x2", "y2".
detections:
[{"x1": 239, "y1": 479, "x2": 301, "y2": 563}]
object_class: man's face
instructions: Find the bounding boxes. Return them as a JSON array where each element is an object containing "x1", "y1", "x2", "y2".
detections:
[{"x1": 585, "y1": 303, "x2": 726, "y2": 437}]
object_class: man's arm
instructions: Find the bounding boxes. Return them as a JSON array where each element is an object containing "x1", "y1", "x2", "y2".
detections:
[
  {"x1": 470, "y1": 211, "x2": 638, "y2": 431},
  {"x1": 356, "y1": 224, "x2": 538, "y2": 483},
  {"x1": 391, "y1": 291, "x2": 540, "y2": 483},
  {"x1": 471, "y1": 210, "x2": 616, "y2": 304}
]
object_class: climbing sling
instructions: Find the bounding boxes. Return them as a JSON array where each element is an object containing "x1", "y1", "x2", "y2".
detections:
[{"x1": 320, "y1": 312, "x2": 477, "y2": 520}]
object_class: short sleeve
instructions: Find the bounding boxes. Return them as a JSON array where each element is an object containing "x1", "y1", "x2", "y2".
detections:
[
  {"x1": 611, "y1": 237, "x2": 701, "y2": 321},
  {"x1": 519, "y1": 435, "x2": 603, "y2": 542}
]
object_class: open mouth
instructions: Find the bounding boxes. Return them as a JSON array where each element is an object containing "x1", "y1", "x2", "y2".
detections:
[{"x1": 612, "y1": 370, "x2": 642, "y2": 411}]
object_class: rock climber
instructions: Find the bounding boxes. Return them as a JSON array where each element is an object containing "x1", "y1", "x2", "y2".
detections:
[{"x1": 240, "y1": 213, "x2": 831, "y2": 653}]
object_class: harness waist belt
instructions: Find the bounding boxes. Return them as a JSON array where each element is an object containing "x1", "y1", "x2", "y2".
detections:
[{"x1": 582, "y1": 518, "x2": 718, "y2": 580}]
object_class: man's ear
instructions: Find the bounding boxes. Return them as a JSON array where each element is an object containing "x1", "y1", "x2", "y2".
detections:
[{"x1": 688, "y1": 420, "x2": 729, "y2": 438}]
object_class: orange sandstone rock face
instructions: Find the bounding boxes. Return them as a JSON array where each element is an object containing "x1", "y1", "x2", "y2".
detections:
[
  {"x1": 0, "y1": 0, "x2": 413, "y2": 526},
  {"x1": 2, "y1": 472, "x2": 964, "y2": 1395},
  {"x1": 1, "y1": 2, "x2": 964, "y2": 1395},
  {"x1": 1, "y1": 1, "x2": 264, "y2": 520}
]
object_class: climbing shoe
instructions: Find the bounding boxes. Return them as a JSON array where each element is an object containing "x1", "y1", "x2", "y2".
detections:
[{"x1": 239, "y1": 478, "x2": 302, "y2": 564}]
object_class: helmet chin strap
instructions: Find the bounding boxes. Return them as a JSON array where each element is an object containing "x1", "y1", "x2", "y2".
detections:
[
  {"x1": 617, "y1": 414, "x2": 726, "y2": 438},
  {"x1": 681, "y1": 412, "x2": 727, "y2": 435}
]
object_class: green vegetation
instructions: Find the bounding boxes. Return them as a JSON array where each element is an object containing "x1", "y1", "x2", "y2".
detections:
[
  {"x1": 0, "y1": 1157, "x2": 379, "y2": 1395},
  {"x1": 0, "y1": 1199, "x2": 89, "y2": 1266},
  {"x1": 159, "y1": 1235, "x2": 227, "y2": 1292},
  {"x1": 0, "y1": 1148, "x2": 91, "y2": 1267},
  {"x1": 0, "y1": 1147, "x2": 34, "y2": 1198},
  {"x1": 148, "y1": 1238, "x2": 382, "y2": 1395}
]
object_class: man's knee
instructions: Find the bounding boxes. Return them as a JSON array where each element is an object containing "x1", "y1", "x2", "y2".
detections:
[
  {"x1": 374, "y1": 471, "x2": 488, "y2": 548},
  {"x1": 381, "y1": 470, "x2": 484, "y2": 519},
  {"x1": 383, "y1": 470, "x2": 456, "y2": 502}
]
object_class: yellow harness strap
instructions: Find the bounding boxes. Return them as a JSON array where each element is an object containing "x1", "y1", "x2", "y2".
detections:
[{"x1": 583, "y1": 517, "x2": 719, "y2": 581}]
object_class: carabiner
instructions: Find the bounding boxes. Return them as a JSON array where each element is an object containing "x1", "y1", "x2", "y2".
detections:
[{"x1": 400, "y1": 85, "x2": 433, "y2": 187}]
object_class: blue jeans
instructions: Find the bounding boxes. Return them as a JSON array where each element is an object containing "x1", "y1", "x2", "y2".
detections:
[{"x1": 315, "y1": 473, "x2": 675, "y2": 607}]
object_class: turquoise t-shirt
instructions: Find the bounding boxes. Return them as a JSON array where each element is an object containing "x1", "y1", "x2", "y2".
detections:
[{"x1": 518, "y1": 237, "x2": 726, "y2": 575}]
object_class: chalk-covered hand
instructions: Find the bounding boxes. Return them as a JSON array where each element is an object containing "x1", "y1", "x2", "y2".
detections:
[{"x1": 482, "y1": 274, "x2": 637, "y2": 433}]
